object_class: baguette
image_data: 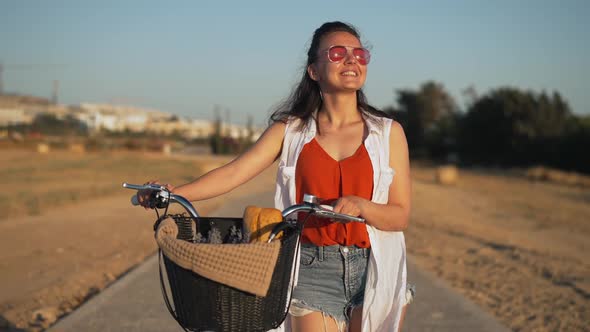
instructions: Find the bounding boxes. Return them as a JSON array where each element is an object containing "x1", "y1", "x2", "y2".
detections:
[{"x1": 243, "y1": 206, "x2": 283, "y2": 242}]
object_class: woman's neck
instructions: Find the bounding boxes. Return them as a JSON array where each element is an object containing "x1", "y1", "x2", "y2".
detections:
[{"x1": 318, "y1": 92, "x2": 361, "y2": 128}]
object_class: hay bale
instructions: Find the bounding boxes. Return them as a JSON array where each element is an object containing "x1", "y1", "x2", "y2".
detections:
[
  {"x1": 436, "y1": 165, "x2": 459, "y2": 185},
  {"x1": 545, "y1": 169, "x2": 569, "y2": 184},
  {"x1": 69, "y1": 143, "x2": 86, "y2": 153},
  {"x1": 525, "y1": 166, "x2": 590, "y2": 188},
  {"x1": 562, "y1": 172, "x2": 581, "y2": 186},
  {"x1": 36, "y1": 143, "x2": 50, "y2": 154},
  {"x1": 162, "y1": 143, "x2": 171, "y2": 155},
  {"x1": 525, "y1": 166, "x2": 547, "y2": 181}
]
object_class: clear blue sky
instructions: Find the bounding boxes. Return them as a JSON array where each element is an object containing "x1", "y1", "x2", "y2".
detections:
[{"x1": 1, "y1": 0, "x2": 588, "y2": 125}]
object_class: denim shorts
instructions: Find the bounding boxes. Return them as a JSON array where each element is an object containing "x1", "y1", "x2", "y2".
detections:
[{"x1": 289, "y1": 243, "x2": 370, "y2": 324}]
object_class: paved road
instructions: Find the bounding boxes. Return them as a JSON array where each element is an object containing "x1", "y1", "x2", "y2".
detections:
[{"x1": 49, "y1": 190, "x2": 511, "y2": 332}]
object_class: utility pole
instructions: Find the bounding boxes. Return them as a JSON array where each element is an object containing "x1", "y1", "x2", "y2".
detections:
[
  {"x1": 224, "y1": 108, "x2": 231, "y2": 137},
  {"x1": 0, "y1": 61, "x2": 66, "y2": 99},
  {"x1": 0, "y1": 63, "x2": 4, "y2": 95},
  {"x1": 52, "y1": 80, "x2": 59, "y2": 104}
]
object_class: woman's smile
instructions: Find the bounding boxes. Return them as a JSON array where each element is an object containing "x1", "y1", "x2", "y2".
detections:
[{"x1": 340, "y1": 70, "x2": 358, "y2": 77}]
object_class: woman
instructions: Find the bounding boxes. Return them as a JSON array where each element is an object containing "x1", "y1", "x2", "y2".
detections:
[{"x1": 140, "y1": 21, "x2": 411, "y2": 332}]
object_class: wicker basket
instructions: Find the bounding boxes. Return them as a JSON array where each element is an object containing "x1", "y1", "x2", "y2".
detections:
[{"x1": 160, "y1": 215, "x2": 299, "y2": 332}]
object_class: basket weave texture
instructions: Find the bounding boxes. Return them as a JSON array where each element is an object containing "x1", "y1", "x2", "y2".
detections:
[{"x1": 155, "y1": 217, "x2": 280, "y2": 296}]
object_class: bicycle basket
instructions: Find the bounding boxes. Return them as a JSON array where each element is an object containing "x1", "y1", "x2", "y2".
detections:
[{"x1": 159, "y1": 215, "x2": 299, "y2": 332}]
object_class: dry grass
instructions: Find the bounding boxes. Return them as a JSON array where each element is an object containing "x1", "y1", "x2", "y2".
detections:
[
  {"x1": 408, "y1": 163, "x2": 590, "y2": 331},
  {"x1": 0, "y1": 148, "x2": 238, "y2": 331},
  {"x1": 0, "y1": 149, "x2": 213, "y2": 220},
  {"x1": 2, "y1": 149, "x2": 587, "y2": 331}
]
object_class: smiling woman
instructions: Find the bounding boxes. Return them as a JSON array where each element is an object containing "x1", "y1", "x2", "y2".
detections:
[
  {"x1": 268, "y1": 21, "x2": 412, "y2": 332},
  {"x1": 138, "y1": 21, "x2": 412, "y2": 332}
]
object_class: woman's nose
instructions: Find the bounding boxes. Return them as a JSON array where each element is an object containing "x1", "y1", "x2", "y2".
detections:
[{"x1": 343, "y1": 50, "x2": 357, "y2": 64}]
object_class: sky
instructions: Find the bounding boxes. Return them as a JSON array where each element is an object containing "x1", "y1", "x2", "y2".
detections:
[{"x1": 1, "y1": 0, "x2": 589, "y2": 125}]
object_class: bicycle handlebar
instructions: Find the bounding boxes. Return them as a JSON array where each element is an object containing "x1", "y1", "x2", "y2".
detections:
[
  {"x1": 122, "y1": 182, "x2": 200, "y2": 218},
  {"x1": 122, "y1": 183, "x2": 365, "y2": 242},
  {"x1": 281, "y1": 203, "x2": 365, "y2": 223},
  {"x1": 266, "y1": 194, "x2": 365, "y2": 242}
]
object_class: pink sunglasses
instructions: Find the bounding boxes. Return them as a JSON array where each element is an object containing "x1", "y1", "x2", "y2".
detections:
[{"x1": 323, "y1": 45, "x2": 371, "y2": 65}]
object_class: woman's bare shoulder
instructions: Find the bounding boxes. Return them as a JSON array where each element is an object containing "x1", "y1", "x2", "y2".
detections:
[
  {"x1": 265, "y1": 121, "x2": 287, "y2": 136},
  {"x1": 389, "y1": 120, "x2": 407, "y2": 142}
]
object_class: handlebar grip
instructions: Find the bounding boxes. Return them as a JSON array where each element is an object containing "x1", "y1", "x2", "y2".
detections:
[{"x1": 131, "y1": 194, "x2": 140, "y2": 206}]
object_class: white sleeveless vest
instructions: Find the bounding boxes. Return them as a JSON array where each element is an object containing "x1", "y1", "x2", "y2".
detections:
[{"x1": 274, "y1": 113, "x2": 407, "y2": 331}]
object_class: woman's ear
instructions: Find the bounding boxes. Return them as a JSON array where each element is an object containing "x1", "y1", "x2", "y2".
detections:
[{"x1": 307, "y1": 64, "x2": 319, "y2": 81}]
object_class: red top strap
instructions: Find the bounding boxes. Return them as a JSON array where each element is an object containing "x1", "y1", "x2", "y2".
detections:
[{"x1": 295, "y1": 138, "x2": 373, "y2": 248}]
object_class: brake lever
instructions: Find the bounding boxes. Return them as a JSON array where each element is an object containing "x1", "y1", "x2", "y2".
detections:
[
  {"x1": 123, "y1": 183, "x2": 170, "y2": 208},
  {"x1": 314, "y1": 207, "x2": 365, "y2": 223},
  {"x1": 304, "y1": 194, "x2": 365, "y2": 223}
]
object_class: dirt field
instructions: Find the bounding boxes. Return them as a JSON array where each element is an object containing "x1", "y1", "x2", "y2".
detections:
[
  {"x1": 0, "y1": 149, "x2": 239, "y2": 331},
  {"x1": 0, "y1": 150, "x2": 588, "y2": 331},
  {"x1": 408, "y1": 164, "x2": 589, "y2": 332}
]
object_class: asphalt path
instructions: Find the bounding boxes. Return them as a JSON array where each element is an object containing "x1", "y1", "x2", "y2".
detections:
[{"x1": 48, "y1": 190, "x2": 511, "y2": 332}]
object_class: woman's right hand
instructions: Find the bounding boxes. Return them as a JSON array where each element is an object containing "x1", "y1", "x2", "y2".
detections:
[
  {"x1": 136, "y1": 180, "x2": 158, "y2": 209},
  {"x1": 136, "y1": 180, "x2": 175, "y2": 209}
]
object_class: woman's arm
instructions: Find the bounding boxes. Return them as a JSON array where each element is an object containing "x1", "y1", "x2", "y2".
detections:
[
  {"x1": 332, "y1": 121, "x2": 411, "y2": 231},
  {"x1": 171, "y1": 122, "x2": 286, "y2": 202}
]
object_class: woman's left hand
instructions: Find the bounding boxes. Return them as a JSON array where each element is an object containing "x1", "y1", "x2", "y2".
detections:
[{"x1": 332, "y1": 195, "x2": 367, "y2": 217}]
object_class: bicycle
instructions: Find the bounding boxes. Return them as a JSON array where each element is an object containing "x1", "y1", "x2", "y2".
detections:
[{"x1": 122, "y1": 183, "x2": 364, "y2": 332}]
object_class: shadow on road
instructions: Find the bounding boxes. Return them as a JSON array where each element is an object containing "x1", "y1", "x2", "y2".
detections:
[{"x1": 0, "y1": 314, "x2": 28, "y2": 332}]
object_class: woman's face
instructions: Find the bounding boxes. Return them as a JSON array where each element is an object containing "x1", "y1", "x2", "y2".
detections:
[{"x1": 308, "y1": 31, "x2": 368, "y2": 94}]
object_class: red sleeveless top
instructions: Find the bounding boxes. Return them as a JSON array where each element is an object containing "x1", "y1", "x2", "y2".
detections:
[{"x1": 295, "y1": 138, "x2": 373, "y2": 248}]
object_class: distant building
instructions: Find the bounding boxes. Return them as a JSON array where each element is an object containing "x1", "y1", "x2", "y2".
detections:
[
  {"x1": 185, "y1": 119, "x2": 214, "y2": 139},
  {"x1": 1, "y1": 100, "x2": 263, "y2": 141},
  {"x1": 122, "y1": 113, "x2": 148, "y2": 132},
  {"x1": 0, "y1": 108, "x2": 31, "y2": 126},
  {"x1": 78, "y1": 103, "x2": 149, "y2": 132}
]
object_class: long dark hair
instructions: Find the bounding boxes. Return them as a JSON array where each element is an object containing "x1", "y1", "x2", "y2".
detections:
[{"x1": 269, "y1": 21, "x2": 391, "y2": 127}]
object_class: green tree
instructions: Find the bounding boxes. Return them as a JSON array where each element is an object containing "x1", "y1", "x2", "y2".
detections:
[
  {"x1": 31, "y1": 113, "x2": 87, "y2": 136},
  {"x1": 458, "y1": 87, "x2": 572, "y2": 165},
  {"x1": 396, "y1": 81, "x2": 457, "y2": 156},
  {"x1": 554, "y1": 114, "x2": 590, "y2": 173},
  {"x1": 382, "y1": 105, "x2": 408, "y2": 129},
  {"x1": 209, "y1": 110, "x2": 223, "y2": 154}
]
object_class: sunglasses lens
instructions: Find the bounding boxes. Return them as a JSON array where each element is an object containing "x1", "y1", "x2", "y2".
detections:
[
  {"x1": 328, "y1": 46, "x2": 347, "y2": 62},
  {"x1": 353, "y1": 48, "x2": 370, "y2": 65}
]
